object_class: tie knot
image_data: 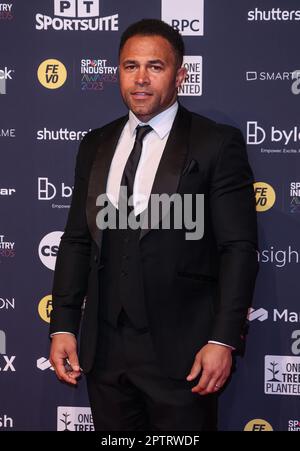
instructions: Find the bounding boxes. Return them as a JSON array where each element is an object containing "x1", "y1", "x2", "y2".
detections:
[{"x1": 135, "y1": 125, "x2": 152, "y2": 144}]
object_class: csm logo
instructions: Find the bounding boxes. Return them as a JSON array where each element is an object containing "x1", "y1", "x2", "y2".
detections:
[
  {"x1": 36, "y1": 0, "x2": 118, "y2": 31},
  {"x1": 0, "y1": 331, "x2": 16, "y2": 372},
  {"x1": 0, "y1": 67, "x2": 14, "y2": 95},
  {"x1": 162, "y1": 0, "x2": 204, "y2": 36},
  {"x1": 38, "y1": 231, "x2": 63, "y2": 271},
  {"x1": 37, "y1": 357, "x2": 54, "y2": 371}
]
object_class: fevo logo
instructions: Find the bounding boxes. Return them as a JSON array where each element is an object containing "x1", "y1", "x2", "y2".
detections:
[
  {"x1": 36, "y1": 0, "x2": 118, "y2": 31},
  {"x1": 265, "y1": 355, "x2": 300, "y2": 396},
  {"x1": 38, "y1": 294, "x2": 52, "y2": 323},
  {"x1": 162, "y1": 0, "x2": 204, "y2": 36},
  {"x1": 254, "y1": 182, "x2": 276, "y2": 212},
  {"x1": 38, "y1": 231, "x2": 63, "y2": 270},
  {"x1": 57, "y1": 406, "x2": 94, "y2": 431},
  {"x1": 37, "y1": 59, "x2": 67, "y2": 89},
  {"x1": 244, "y1": 419, "x2": 273, "y2": 431},
  {"x1": 178, "y1": 56, "x2": 202, "y2": 96}
]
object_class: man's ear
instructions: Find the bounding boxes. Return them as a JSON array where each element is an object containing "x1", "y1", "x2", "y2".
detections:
[{"x1": 175, "y1": 66, "x2": 187, "y2": 88}]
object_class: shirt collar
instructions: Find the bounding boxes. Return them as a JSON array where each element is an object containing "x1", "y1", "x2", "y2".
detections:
[{"x1": 128, "y1": 101, "x2": 178, "y2": 139}]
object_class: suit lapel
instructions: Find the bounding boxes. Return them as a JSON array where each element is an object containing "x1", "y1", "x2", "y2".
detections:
[
  {"x1": 140, "y1": 105, "x2": 191, "y2": 240},
  {"x1": 86, "y1": 115, "x2": 128, "y2": 249}
]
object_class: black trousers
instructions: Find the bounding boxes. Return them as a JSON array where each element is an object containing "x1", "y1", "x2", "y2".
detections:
[{"x1": 86, "y1": 311, "x2": 217, "y2": 431}]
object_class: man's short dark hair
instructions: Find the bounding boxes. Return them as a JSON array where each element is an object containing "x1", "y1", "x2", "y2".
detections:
[{"x1": 119, "y1": 19, "x2": 185, "y2": 68}]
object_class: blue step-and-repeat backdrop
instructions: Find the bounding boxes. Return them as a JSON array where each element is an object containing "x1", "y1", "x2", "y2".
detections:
[{"x1": 1, "y1": 0, "x2": 300, "y2": 431}]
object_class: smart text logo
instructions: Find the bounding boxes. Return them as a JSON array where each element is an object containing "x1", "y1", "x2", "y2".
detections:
[{"x1": 36, "y1": 0, "x2": 118, "y2": 31}]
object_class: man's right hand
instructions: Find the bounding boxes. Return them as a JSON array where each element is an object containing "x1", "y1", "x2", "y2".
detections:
[{"x1": 49, "y1": 334, "x2": 81, "y2": 385}]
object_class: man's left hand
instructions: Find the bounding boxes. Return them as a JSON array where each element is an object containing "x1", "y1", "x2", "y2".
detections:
[{"x1": 186, "y1": 343, "x2": 232, "y2": 395}]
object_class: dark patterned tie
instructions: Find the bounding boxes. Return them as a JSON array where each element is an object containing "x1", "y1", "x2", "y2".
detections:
[{"x1": 120, "y1": 125, "x2": 153, "y2": 207}]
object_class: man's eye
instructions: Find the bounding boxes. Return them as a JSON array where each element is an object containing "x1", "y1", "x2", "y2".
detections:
[
  {"x1": 125, "y1": 65, "x2": 136, "y2": 71},
  {"x1": 151, "y1": 66, "x2": 162, "y2": 71}
]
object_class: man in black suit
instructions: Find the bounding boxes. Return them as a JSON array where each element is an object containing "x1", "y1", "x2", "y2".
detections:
[{"x1": 49, "y1": 19, "x2": 258, "y2": 431}]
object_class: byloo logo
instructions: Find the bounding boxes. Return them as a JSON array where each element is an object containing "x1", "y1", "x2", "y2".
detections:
[
  {"x1": 38, "y1": 231, "x2": 63, "y2": 270},
  {"x1": 247, "y1": 121, "x2": 300, "y2": 155},
  {"x1": 38, "y1": 294, "x2": 53, "y2": 323},
  {"x1": 38, "y1": 177, "x2": 73, "y2": 209},
  {"x1": 37, "y1": 59, "x2": 67, "y2": 89},
  {"x1": 244, "y1": 419, "x2": 273, "y2": 431},
  {"x1": 162, "y1": 0, "x2": 204, "y2": 36},
  {"x1": 254, "y1": 182, "x2": 276, "y2": 212},
  {"x1": 57, "y1": 406, "x2": 94, "y2": 431},
  {"x1": 0, "y1": 331, "x2": 16, "y2": 372},
  {"x1": 81, "y1": 58, "x2": 118, "y2": 91},
  {"x1": 0, "y1": 3, "x2": 13, "y2": 21},
  {"x1": 0, "y1": 67, "x2": 14, "y2": 95},
  {"x1": 178, "y1": 56, "x2": 202, "y2": 96},
  {"x1": 36, "y1": 0, "x2": 118, "y2": 32},
  {"x1": 265, "y1": 355, "x2": 300, "y2": 396}
]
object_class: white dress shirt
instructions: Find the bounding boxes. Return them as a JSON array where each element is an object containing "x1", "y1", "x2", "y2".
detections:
[
  {"x1": 106, "y1": 100, "x2": 178, "y2": 216},
  {"x1": 51, "y1": 101, "x2": 233, "y2": 350}
]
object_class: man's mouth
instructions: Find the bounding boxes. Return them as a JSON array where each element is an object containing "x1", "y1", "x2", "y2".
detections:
[{"x1": 131, "y1": 91, "x2": 153, "y2": 98}]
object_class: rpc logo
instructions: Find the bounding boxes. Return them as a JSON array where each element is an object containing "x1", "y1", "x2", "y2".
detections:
[{"x1": 162, "y1": 0, "x2": 204, "y2": 36}]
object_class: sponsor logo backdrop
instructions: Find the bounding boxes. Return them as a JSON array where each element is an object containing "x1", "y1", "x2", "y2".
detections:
[{"x1": 0, "y1": 0, "x2": 299, "y2": 430}]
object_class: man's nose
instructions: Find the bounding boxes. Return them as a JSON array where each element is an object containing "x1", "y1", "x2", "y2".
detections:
[{"x1": 135, "y1": 67, "x2": 150, "y2": 85}]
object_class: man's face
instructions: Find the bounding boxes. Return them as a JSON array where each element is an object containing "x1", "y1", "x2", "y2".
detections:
[{"x1": 119, "y1": 35, "x2": 186, "y2": 122}]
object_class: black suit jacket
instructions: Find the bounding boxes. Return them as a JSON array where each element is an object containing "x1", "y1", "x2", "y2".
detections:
[{"x1": 50, "y1": 105, "x2": 258, "y2": 379}]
